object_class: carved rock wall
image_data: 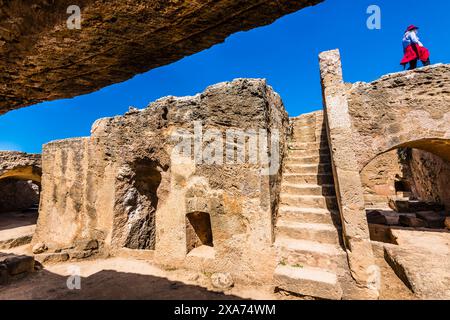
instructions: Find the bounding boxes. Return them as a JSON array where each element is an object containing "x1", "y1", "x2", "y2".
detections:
[{"x1": 33, "y1": 78, "x2": 289, "y2": 283}]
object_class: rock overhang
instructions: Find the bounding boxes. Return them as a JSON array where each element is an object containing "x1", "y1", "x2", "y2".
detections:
[{"x1": 0, "y1": 0, "x2": 323, "y2": 115}]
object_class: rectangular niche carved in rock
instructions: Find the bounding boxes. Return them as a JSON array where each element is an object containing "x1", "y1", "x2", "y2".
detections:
[
  {"x1": 186, "y1": 211, "x2": 215, "y2": 259},
  {"x1": 124, "y1": 159, "x2": 163, "y2": 250}
]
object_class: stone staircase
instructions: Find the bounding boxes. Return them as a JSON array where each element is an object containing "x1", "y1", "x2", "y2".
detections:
[{"x1": 274, "y1": 111, "x2": 346, "y2": 300}]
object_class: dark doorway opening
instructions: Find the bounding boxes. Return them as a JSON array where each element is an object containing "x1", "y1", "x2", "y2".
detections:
[
  {"x1": 0, "y1": 178, "x2": 40, "y2": 247},
  {"x1": 124, "y1": 159, "x2": 163, "y2": 250},
  {"x1": 186, "y1": 211, "x2": 214, "y2": 258}
]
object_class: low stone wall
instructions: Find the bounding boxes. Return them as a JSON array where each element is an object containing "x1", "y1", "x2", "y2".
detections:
[
  {"x1": 33, "y1": 79, "x2": 289, "y2": 284},
  {"x1": 346, "y1": 64, "x2": 450, "y2": 169}
]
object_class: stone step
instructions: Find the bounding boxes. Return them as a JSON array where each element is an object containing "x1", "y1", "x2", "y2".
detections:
[
  {"x1": 284, "y1": 164, "x2": 332, "y2": 175},
  {"x1": 274, "y1": 265, "x2": 342, "y2": 300},
  {"x1": 288, "y1": 142, "x2": 328, "y2": 151},
  {"x1": 281, "y1": 183, "x2": 335, "y2": 196},
  {"x1": 291, "y1": 127, "x2": 317, "y2": 134},
  {"x1": 287, "y1": 149, "x2": 330, "y2": 158},
  {"x1": 285, "y1": 155, "x2": 331, "y2": 165},
  {"x1": 364, "y1": 194, "x2": 389, "y2": 207},
  {"x1": 278, "y1": 206, "x2": 338, "y2": 224},
  {"x1": 292, "y1": 127, "x2": 326, "y2": 135},
  {"x1": 283, "y1": 173, "x2": 334, "y2": 185},
  {"x1": 290, "y1": 134, "x2": 318, "y2": 143},
  {"x1": 292, "y1": 122, "x2": 325, "y2": 130},
  {"x1": 276, "y1": 220, "x2": 340, "y2": 245},
  {"x1": 292, "y1": 117, "x2": 323, "y2": 125},
  {"x1": 291, "y1": 118, "x2": 317, "y2": 125},
  {"x1": 275, "y1": 237, "x2": 345, "y2": 271},
  {"x1": 389, "y1": 198, "x2": 445, "y2": 213},
  {"x1": 280, "y1": 194, "x2": 338, "y2": 209}
]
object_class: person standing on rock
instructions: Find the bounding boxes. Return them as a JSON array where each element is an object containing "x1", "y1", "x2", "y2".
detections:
[{"x1": 401, "y1": 25, "x2": 431, "y2": 70}]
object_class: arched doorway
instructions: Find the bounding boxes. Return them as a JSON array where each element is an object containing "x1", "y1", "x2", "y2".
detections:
[
  {"x1": 0, "y1": 172, "x2": 41, "y2": 248},
  {"x1": 360, "y1": 139, "x2": 449, "y2": 243}
]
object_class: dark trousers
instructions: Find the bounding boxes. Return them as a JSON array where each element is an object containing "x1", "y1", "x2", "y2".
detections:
[{"x1": 408, "y1": 58, "x2": 431, "y2": 70}]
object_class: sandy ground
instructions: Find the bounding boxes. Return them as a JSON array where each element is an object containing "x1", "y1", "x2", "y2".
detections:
[
  {"x1": 371, "y1": 243, "x2": 416, "y2": 300},
  {"x1": 0, "y1": 246, "x2": 416, "y2": 300},
  {"x1": 0, "y1": 211, "x2": 37, "y2": 244},
  {"x1": 0, "y1": 246, "x2": 278, "y2": 300},
  {"x1": 3, "y1": 227, "x2": 448, "y2": 300},
  {"x1": 0, "y1": 211, "x2": 38, "y2": 231}
]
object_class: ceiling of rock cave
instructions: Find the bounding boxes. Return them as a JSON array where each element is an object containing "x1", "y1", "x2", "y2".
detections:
[{"x1": 0, "y1": 0, "x2": 323, "y2": 115}]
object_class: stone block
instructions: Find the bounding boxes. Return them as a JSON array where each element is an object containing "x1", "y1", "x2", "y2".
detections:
[
  {"x1": 399, "y1": 215, "x2": 427, "y2": 228},
  {"x1": 367, "y1": 210, "x2": 388, "y2": 225},
  {"x1": 1, "y1": 255, "x2": 34, "y2": 276},
  {"x1": 34, "y1": 253, "x2": 70, "y2": 264},
  {"x1": 211, "y1": 273, "x2": 234, "y2": 290},
  {"x1": 416, "y1": 211, "x2": 445, "y2": 229}
]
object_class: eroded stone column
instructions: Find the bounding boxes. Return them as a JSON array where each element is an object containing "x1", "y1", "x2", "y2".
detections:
[{"x1": 319, "y1": 49, "x2": 379, "y2": 299}]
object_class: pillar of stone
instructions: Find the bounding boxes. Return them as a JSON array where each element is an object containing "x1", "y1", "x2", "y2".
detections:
[{"x1": 319, "y1": 49, "x2": 379, "y2": 299}]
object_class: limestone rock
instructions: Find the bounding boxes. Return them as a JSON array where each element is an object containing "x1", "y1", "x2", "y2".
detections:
[
  {"x1": 34, "y1": 253, "x2": 70, "y2": 264},
  {"x1": 445, "y1": 217, "x2": 450, "y2": 230},
  {"x1": 33, "y1": 78, "x2": 289, "y2": 288},
  {"x1": 399, "y1": 215, "x2": 427, "y2": 228},
  {"x1": 0, "y1": 0, "x2": 323, "y2": 114},
  {"x1": 0, "y1": 152, "x2": 41, "y2": 213},
  {"x1": 0, "y1": 264, "x2": 8, "y2": 285},
  {"x1": 75, "y1": 239, "x2": 99, "y2": 251},
  {"x1": 0, "y1": 152, "x2": 41, "y2": 181},
  {"x1": 367, "y1": 210, "x2": 388, "y2": 225},
  {"x1": 0, "y1": 254, "x2": 35, "y2": 276},
  {"x1": 384, "y1": 246, "x2": 450, "y2": 300},
  {"x1": 32, "y1": 242, "x2": 48, "y2": 254},
  {"x1": 211, "y1": 273, "x2": 234, "y2": 290},
  {"x1": 416, "y1": 212, "x2": 445, "y2": 229}
]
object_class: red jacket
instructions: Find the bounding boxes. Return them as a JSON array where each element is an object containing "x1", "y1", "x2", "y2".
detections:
[{"x1": 401, "y1": 44, "x2": 430, "y2": 65}]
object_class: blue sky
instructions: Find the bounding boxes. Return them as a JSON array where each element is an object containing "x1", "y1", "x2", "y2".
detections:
[{"x1": 1, "y1": 0, "x2": 449, "y2": 153}]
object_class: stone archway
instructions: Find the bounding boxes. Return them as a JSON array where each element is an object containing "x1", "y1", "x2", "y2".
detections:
[
  {"x1": 0, "y1": 152, "x2": 42, "y2": 248},
  {"x1": 360, "y1": 139, "x2": 450, "y2": 244},
  {"x1": 361, "y1": 139, "x2": 450, "y2": 209}
]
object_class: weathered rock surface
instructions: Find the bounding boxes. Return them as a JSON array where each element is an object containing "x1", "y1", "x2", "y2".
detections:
[
  {"x1": 0, "y1": 0, "x2": 323, "y2": 114},
  {"x1": 347, "y1": 64, "x2": 450, "y2": 168},
  {"x1": 384, "y1": 245, "x2": 450, "y2": 300},
  {"x1": 211, "y1": 272, "x2": 234, "y2": 290},
  {"x1": 408, "y1": 149, "x2": 450, "y2": 214},
  {"x1": 0, "y1": 152, "x2": 41, "y2": 182},
  {"x1": 33, "y1": 78, "x2": 289, "y2": 284},
  {"x1": 361, "y1": 150, "x2": 403, "y2": 208},
  {"x1": 0, "y1": 253, "x2": 35, "y2": 284},
  {"x1": 32, "y1": 242, "x2": 47, "y2": 254},
  {"x1": 0, "y1": 152, "x2": 41, "y2": 213},
  {"x1": 367, "y1": 210, "x2": 388, "y2": 225},
  {"x1": 398, "y1": 215, "x2": 426, "y2": 228}
]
